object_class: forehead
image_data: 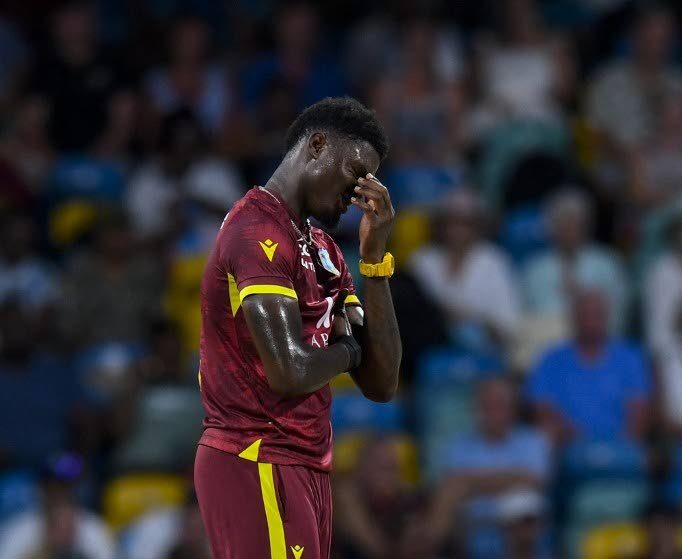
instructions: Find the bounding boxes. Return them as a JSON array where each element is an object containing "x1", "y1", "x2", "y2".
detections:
[{"x1": 338, "y1": 138, "x2": 381, "y2": 175}]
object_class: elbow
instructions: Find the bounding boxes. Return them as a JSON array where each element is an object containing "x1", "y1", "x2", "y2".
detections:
[
  {"x1": 265, "y1": 361, "x2": 307, "y2": 398},
  {"x1": 360, "y1": 371, "x2": 400, "y2": 403},
  {"x1": 362, "y1": 387, "x2": 397, "y2": 403}
]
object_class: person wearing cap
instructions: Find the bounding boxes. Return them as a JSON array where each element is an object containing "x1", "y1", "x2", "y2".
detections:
[
  {"x1": 0, "y1": 452, "x2": 115, "y2": 559},
  {"x1": 498, "y1": 490, "x2": 550, "y2": 559}
]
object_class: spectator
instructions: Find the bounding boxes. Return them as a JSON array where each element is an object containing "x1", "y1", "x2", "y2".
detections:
[
  {"x1": 498, "y1": 490, "x2": 549, "y2": 559},
  {"x1": 144, "y1": 16, "x2": 232, "y2": 134},
  {"x1": 642, "y1": 503, "x2": 682, "y2": 559},
  {"x1": 59, "y1": 211, "x2": 163, "y2": 347},
  {"x1": 240, "y1": 2, "x2": 347, "y2": 111},
  {"x1": 522, "y1": 188, "x2": 628, "y2": 334},
  {"x1": 0, "y1": 302, "x2": 81, "y2": 467},
  {"x1": 0, "y1": 213, "x2": 57, "y2": 315},
  {"x1": 25, "y1": 0, "x2": 136, "y2": 154},
  {"x1": 630, "y1": 89, "x2": 682, "y2": 211},
  {"x1": 586, "y1": 6, "x2": 680, "y2": 184},
  {"x1": 371, "y1": 19, "x2": 466, "y2": 167},
  {"x1": 126, "y1": 108, "x2": 242, "y2": 245},
  {"x1": 120, "y1": 492, "x2": 209, "y2": 559},
  {"x1": 111, "y1": 320, "x2": 203, "y2": 472},
  {"x1": 0, "y1": 453, "x2": 115, "y2": 559},
  {"x1": 418, "y1": 378, "x2": 551, "y2": 558},
  {"x1": 644, "y1": 213, "x2": 682, "y2": 431},
  {"x1": 527, "y1": 287, "x2": 652, "y2": 445},
  {"x1": 409, "y1": 188, "x2": 521, "y2": 354},
  {"x1": 333, "y1": 436, "x2": 422, "y2": 559},
  {"x1": 470, "y1": 0, "x2": 576, "y2": 137}
]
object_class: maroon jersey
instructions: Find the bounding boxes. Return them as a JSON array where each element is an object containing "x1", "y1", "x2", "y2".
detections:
[{"x1": 198, "y1": 187, "x2": 360, "y2": 472}]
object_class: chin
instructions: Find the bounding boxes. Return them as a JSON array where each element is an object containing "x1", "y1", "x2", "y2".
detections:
[{"x1": 314, "y1": 209, "x2": 342, "y2": 229}]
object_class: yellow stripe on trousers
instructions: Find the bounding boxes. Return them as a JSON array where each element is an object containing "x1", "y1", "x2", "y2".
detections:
[{"x1": 258, "y1": 462, "x2": 287, "y2": 559}]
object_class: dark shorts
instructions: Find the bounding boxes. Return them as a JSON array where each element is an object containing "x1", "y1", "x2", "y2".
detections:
[{"x1": 194, "y1": 444, "x2": 332, "y2": 559}]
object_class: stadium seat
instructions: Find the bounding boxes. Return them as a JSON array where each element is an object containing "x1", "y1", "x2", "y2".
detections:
[
  {"x1": 164, "y1": 253, "x2": 208, "y2": 353},
  {"x1": 0, "y1": 470, "x2": 39, "y2": 521},
  {"x1": 334, "y1": 433, "x2": 420, "y2": 484},
  {"x1": 388, "y1": 209, "x2": 431, "y2": 266},
  {"x1": 330, "y1": 393, "x2": 405, "y2": 438},
  {"x1": 415, "y1": 348, "x2": 502, "y2": 479},
  {"x1": 102, "y1": 473, "x2": 187, "y2": 531},
  {"x1": 498, "y1": 203, "x2": 548, "y2": 264},
  {"x1": 477, "y1": 119, "x2": 570, "y2": 211},
  {"x1": 582, "y1": 522, "x2": 647, "y2": 559},
  {"x1": 561, "y1": 439, "x2": 648, "y2": 482}
]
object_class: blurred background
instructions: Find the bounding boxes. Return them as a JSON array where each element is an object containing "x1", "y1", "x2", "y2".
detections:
[{"x1": 0, "y1": 0, "x2": 680, "y2": 557}]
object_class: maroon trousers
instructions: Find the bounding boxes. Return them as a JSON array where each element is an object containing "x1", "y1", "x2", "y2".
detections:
[{"x1": 194, "y1": 444, "x2": 332, "y2": 559}]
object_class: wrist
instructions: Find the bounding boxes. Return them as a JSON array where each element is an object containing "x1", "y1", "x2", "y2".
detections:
[
  {"x1": 360, "y1": 252, "x2": 385, "y2": 264},
  {"x1": 336, "y1": 335, "x2": 361, "y2": 370}
]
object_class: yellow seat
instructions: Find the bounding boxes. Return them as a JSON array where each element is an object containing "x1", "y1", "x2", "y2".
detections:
[
  {"x1": 333, "y1": 433, "x2": 420, "y2": 485},
  {"x1": 102, "y1": 473, "x2": 187, "y2": 530},
  {"x1": 330, "y1": 373, "x2": 359, "y2": 393},
  {"x1": 582, "y1": 522, "x2": 647, "y2": 559},
  {"x1": 164, "y1": 253, "x2": 208, "y2": 353},
  {"x1": 49, "y1": 200, "x2": 99, "y2": 247},
  {"x1": 388, "y1": 210, "x2": 430, "y2": 266}
]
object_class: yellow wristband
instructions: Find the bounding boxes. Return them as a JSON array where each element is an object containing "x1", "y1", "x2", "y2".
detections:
[{"x1": 359, "y1": 252, "x2": 395, "y2": 278}]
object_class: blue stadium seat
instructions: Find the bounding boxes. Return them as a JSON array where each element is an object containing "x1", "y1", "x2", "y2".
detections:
[
  {"x1": 561, "y1": 439, "x2": 648, "y2": 482},
  {"x1": 330, "y1": 393, "x2": 405, "y2": 438},
  {"x1": 560, "y1": 440, "x2": 650, "y2": 558},
  {"x1": 498, "y1": 204, "x2": 549, "y2": 265},
  {"x1": 0, "y1": 470, "x2": 39, "y2": 521}
]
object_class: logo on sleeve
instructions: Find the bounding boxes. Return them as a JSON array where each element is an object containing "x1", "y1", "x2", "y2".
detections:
[
  {"x1": 291, "y1": 545, "x2": 304, "y2": 559},
  {"x1": 258, "y1": 239, "x2": 279, "y2": 261}
]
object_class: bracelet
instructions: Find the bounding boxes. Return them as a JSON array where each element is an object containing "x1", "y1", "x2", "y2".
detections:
[{"x1": 336, "y1": 335, "x2": 362, "y2": 370}]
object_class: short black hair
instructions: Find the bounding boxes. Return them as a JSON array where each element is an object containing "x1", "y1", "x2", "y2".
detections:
[{"x1": 285, "y1": 97, "x2": 389, "y2": 160}]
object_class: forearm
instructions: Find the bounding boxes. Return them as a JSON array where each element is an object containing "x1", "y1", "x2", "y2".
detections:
[
  {"x1": 243, "y1": 295, "x2": 355, "y2": 398},
  {"x1": 282, "y1": 342, "x2": 353, "y2": 396},
  {"x1": 352, "y1": 277, "x2": 402, "y2": 402}
]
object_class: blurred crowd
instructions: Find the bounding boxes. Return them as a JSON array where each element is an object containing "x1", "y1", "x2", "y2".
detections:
[{"x1": 0, "y1": 0, "x2": 681, "y2": 558}]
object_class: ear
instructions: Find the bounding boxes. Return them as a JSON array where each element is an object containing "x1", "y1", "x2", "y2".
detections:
[{"x1": 307, "y1": 132, "x2": 327, "y2": 160}]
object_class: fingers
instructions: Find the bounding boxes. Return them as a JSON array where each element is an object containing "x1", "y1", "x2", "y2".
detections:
[
  {"x1": 357, "y1": 174, "x2": 392, "y2": 211},
  {"x1": 351, "y1": 196, "x2": 375, "y2": 213}
]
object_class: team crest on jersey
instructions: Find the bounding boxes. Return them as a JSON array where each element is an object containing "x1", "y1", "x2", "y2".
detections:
[{"x1": 258, "y1": 239, "x2": 278, "y2": 261}]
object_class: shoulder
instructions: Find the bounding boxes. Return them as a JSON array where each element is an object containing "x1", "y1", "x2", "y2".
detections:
[
  {"x1": 513, "y1": 427, "x2": 549, "y2": 448},
  {"x1": 536, "y1": 341, "x2": 572, "y2": 368},
  {"x1": 475, "y1": 243, "x2": 514, "y2": 272}
]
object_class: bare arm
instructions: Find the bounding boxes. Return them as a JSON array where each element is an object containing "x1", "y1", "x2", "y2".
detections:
[
  {"x1": 347, "y1": 174, "x2": 402, "y2": 402},
  {"x1": 242, "y1": 294, "x2": 355, "y2": 397}
]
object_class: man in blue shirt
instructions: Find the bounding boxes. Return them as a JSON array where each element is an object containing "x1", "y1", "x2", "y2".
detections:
[{"x1": 526, "y1": 288, "x2": 652, "y2": 445}]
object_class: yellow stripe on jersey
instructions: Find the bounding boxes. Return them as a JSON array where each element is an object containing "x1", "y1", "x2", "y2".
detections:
[
  {"x1": 258, "y1": 462, "x2": 287, "y2": 559},
  {"x1": 344, "y1": 294, "x2": 361, "y2": 306},
  {"x1": 239, "y1": 284, "x2": 298, "y2": 303},
  {"x1": 227, "y1": 274, "x2": 242, "y2": 316}
]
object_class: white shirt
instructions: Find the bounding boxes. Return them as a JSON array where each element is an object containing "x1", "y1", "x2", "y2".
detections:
[
  {"x1": 0, "y1": 510, "x2": 115, "y2": 559},
  {"x1": 409, "y1": 243, "x2": 521, "y2": 338},
  {"x1": 644, "y1": 252, "x2": 682, "y2": 355}
]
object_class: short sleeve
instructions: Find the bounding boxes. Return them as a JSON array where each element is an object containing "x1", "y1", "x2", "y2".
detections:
[
  {"x1": 525, "y1": 352, "x2": 557, "y2": 406},
  {"x1": 219, "y1": 213, "x2": 299, "y2": 303},
  {"x1": 623, "y1": 344, "x2": 652, "y2": 400}
]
